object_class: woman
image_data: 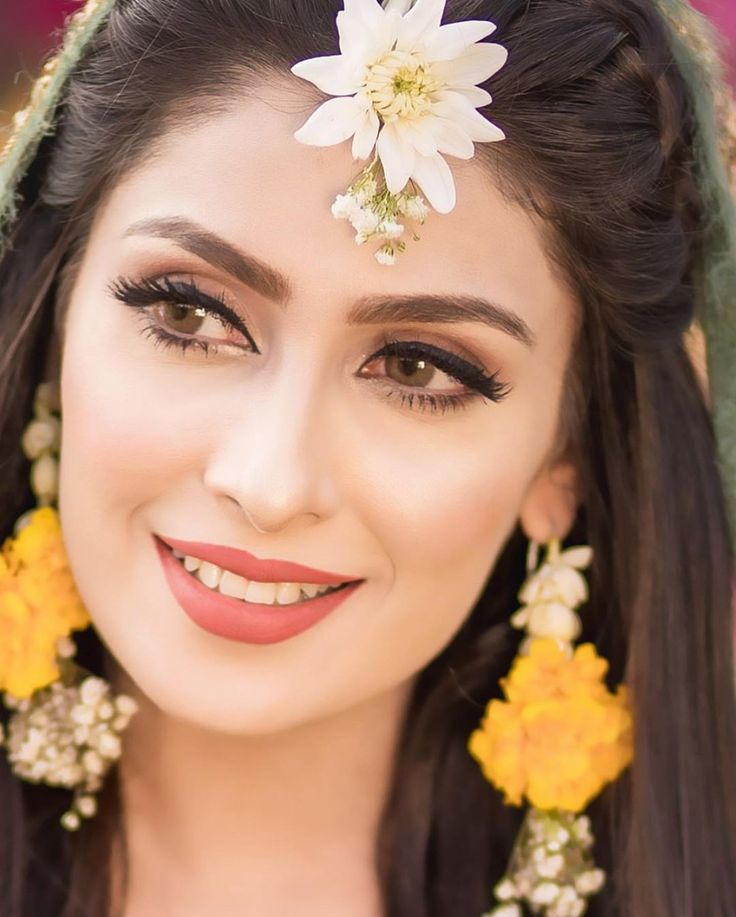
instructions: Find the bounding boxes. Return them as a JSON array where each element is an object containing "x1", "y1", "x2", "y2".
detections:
[{"x1": 0, "y1": 0, "x2": 734, "y2": 915}]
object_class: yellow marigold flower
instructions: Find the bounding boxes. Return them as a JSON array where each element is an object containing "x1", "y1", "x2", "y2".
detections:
[
  {"x1": 468, "y1": 638, "x2": 633, "y2": 812},
  {"x1": 0, "y1": 508, "x2": 90, "y2": 698}
]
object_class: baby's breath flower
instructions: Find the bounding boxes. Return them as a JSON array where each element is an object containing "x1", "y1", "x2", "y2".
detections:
[
  {"x1": 375, "y1": 245, "x2": 398, "y2": 265},
  {"x1": 575, "y1": 869, "x2": 605, "y2": 896},
  {"x1": 494, "y1": 878, "x2": 518, "y2": 901},
  {"x1": 488, "y1": 905, "x2": 522, "y2": 917},
  {"x1": 531, "y1": 882, "x2": 561, "y2": 906}
]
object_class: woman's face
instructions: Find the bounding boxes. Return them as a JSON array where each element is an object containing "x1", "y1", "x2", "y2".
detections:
[{"x1": 57, "y1": 84, "x2": 579, "y2": 735}]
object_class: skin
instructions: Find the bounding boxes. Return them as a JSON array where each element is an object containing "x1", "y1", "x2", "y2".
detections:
[{"x1": 53, "y1": 83, "x2": 580, "y2": 915}]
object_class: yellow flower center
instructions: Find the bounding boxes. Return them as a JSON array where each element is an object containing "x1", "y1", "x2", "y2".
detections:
[{"x1": 364, "y1": 50, "x2": 440, "y2": 121}]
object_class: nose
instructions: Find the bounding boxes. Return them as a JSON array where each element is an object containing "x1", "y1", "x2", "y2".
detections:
[{"x1": 202, "y1": 370, "x2": 339, "y2": 535}]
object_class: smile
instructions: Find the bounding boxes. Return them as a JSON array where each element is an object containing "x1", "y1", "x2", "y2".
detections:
[
  {"x1": 154, "y1": 538, "x2": 364, "y2": 644},
  {"x1": 172, "y1": 549, "x2": 352, "y2": 607}
]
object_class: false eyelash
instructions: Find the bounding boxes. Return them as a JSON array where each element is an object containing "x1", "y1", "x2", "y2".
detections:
[
  {"x1": 373, "y1": 337, "x2": 512, "y2": 407},
  {"x1": 108, "y1": 274, "x2": 254, "y2": 349},
  {"x1": 109, "y1": 274, "x2": 512, "y2": 415}
]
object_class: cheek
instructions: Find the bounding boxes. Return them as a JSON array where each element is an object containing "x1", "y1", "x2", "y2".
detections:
[{"x1": 57, "y1": 302, "x2": 211, "y2": 514}]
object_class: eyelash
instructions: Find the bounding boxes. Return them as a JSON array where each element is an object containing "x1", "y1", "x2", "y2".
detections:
[{"x1": 107, "y1": 274, "x2": 512, "y2": 415}]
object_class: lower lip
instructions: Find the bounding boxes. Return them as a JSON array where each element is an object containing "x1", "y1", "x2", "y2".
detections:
[{"x1": 154, "y1": 538, "x2": 363, "y2": 644}]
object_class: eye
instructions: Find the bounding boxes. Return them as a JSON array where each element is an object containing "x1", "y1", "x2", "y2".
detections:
[
  {"x1": 358, "y1": 337, "x2": 511, "y2": 415},
  {"x1": 108, "y1": 275, "x2": 512, "y2": 416},
  {"x1": 108, "y1": 275, "x2": 258, "y2": 355}
]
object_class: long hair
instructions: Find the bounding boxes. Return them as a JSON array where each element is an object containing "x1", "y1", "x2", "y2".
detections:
[{"x1": 0, "y1": 1, "x2": 735, "y2": 914}]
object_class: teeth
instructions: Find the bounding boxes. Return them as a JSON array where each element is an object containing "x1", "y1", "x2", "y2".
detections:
[
  {"x1": 276, "y1": 582, "x2": 301, "y2": 605},
  {"x1": 197, "y1": 562, "x2": 222, "y2": 589},
  {"x1": 219, "y1": 570, "x2": 249, "y2": 600},
  {"x1": 244, "y1": 580, "x2": 278, "y2": 604},
  {"x1": 177, "y1": 552, "x2": 346, "y2": 606}
]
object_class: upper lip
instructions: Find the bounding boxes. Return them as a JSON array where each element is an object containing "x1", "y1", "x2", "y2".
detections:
[{"x1": 156, "y1": 535, "x2": 361, "y2": 586}]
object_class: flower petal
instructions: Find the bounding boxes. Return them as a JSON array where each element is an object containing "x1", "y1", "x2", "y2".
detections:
[
  {"x1": 410, "y1": 152, "x2": 456, "y2": 213},
  {"x1": 435, "y1": 41, "x2": 508, "y2": 87},
  {"x1": 397, "y1": 0, "x2": 445, "y2": 47},
  {"x1": 337, "y1": 4, "x2": 397, "y2": 61},
  {"x1": 383, "y1": 0, "x2": 413, "y2": 13},
  {"x1": 291, "y1": 55, "x2": 361, "y2": 95},
  {"x1": 450, "y1": 85, "x2": 493, "y2": 107},
  {"x1": 294, "y1": 96, "x2": 367, "y2": 146},
  {"x1": 424, "y1": 20, "x2": 497, "y2": 61},
  {"x1": 431, "y1": 91, "x2": 505, "y2": 141},
  {"x1": 559, "y1": 546, "x2": 594, "y2": 569},
  {"x1": 427, "y1": 117, "x2": 475, "y2": 159},
  {"x1": 376, "y1": 122, "x2": 416, "y2": 192},
  {"x1": 395, "y1": 116, "x2": 439, "y2": 157},
  {"x1": 343, "y1": 0, "x2": 386, "y2": 31},
  {"x1": 352, "y1": 107, "x2": 380, "y2": 159}
]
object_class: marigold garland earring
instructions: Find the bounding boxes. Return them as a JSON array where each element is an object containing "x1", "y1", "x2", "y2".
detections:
[
  {"x1": 0, "y1": 382, "x2": 138, "y2": 832},
  {"x1": 467, "y1": 538, "x2": 634, "y2": 917}
]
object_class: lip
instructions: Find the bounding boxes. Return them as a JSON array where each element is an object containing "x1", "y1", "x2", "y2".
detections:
[
  {"x1": 156, "y1": 534, "x2": 359, "y2": 586},
  {"x1": 154, "y1": 537, "x2": 363, "y2": 644}
]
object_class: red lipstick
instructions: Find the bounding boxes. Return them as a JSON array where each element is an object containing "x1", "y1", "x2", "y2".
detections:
[
  {"x1": 157, "y1": 535, "x2": 358, "y2": 586},
  {"x1": 154, "y1": 537, "x2": 363, "y2": 644}
]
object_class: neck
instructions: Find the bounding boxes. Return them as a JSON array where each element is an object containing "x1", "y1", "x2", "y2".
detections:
[{"x1": 112, "y1": 670, "x2": 414, "y2": 916}]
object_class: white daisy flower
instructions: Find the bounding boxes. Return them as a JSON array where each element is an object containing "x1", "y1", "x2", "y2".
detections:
[{"x1": 291, "y1": 0, "x2": 508, "y2": 214}]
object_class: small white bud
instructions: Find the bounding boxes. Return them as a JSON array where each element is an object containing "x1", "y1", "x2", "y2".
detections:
[
  {"x1": 537, "y1": 853, "x2": 565, "y2": 879},
  {"x1": 82, "y1": 750, "x2": 105, "y2": 776},
  {"x1": 494, "y1": 878, "x2": 517, "y2": 901},
  {"x1": 60, "y1": 811, "x2": 81, "y2": 831},
  {"x1": 76, "y1": 795, "x2": 98, "y2": 818},
  {"x1": 114, "y1": 695, "x2": 138, "y2": 717},
  {"x1": 30, "y1": 453, "x2": 58, "y2": 503},
  {"x1": 97, "y1": 732, "x2": 122, "y2": 759},
  {"x1": 377, "y1": 219, "x2": 405, "y2": 240},
  {"x1": 374, "y1": 246, "x2": 396, "y2": 266},
  {"x1": 21, "y1": 416, "x2": 61, "y2": 460},
  {"x1": 575, "y1": 869, "x2": 605, "y2": 895},
  {"x1": 80, "y1": 677, "x2": 107, "y2": 707},
  {"x1": 531, "y1": 882, "x2": 560, "y2": 905},
  {"x1": 527, "y1": 602, "x2": 582, "y2": 642},
  {"x1": 489, "y1": 905, "x2": 522, "y2": 917}
]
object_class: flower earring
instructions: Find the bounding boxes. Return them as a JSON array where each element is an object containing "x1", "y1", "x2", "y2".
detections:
[
  {"x1": 0, "y1": 382, "x2": 137, "y2": 831},
  {"x1": 467, "y1": 538, "x2": 634, "y2": 917}
]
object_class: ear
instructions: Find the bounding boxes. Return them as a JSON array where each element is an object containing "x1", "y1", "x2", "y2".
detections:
[{"x1": 518, "y1": 444, "x2": 581, "y2": 544}]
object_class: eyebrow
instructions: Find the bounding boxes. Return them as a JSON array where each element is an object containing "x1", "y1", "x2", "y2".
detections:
[{"x1": 122, "y1": 216, "x2": 536, "y2": 348}]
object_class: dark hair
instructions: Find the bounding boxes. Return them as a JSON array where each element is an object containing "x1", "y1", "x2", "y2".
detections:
[{"x1": 1, "y1": 0, "x2": 735, "y2": 914}]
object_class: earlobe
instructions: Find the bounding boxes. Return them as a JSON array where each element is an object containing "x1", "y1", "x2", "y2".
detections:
[{"x1": 518, "y1": 450, "x2": 581, "y2": 544}]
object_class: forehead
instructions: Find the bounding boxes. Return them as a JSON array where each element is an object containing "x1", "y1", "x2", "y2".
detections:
[{"x1": 89, "y1": 84, "x2": 576, "y2": 340}]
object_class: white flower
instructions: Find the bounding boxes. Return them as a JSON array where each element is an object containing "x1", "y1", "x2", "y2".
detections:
[
  {"x1": 530, "y1": 882, "x2": 561, "y2": 906},
  {"x1": 489, "y1": 905, "x2": 522, "y2": 917},
  {"x1": 526, "y1": 601, "x2": 582, "y2": 643},
  {"x1": 331, "y1": 193, "x2": 362, "y2": 220},
  {"x1": 494, "y1": 878, "x2": 518, "y2": 901},
  {"x1": 375, "y1": 245, "x2": 398, "y2": 264},
  {"x1": 352, "y1": 206, "x2": 384, "y2": 235},
  {"x1": 291, "y1": 0, "x2": 507, "y2": 213},
  {"x1": 518, "y1": 546, "x2": 593, "y2": 608},
  {"x1": 536, "y1": 853, "x2": 565, "y2": 879},
  {"x1": 378, "y1": 219, "x2": 405, "y2": 239},
  {"x1": 575, "y1": 868, "x2": 606, "y2": 896},
  {"x1": 399, "y1": 192, "x2": 430, "y2": 222}
]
